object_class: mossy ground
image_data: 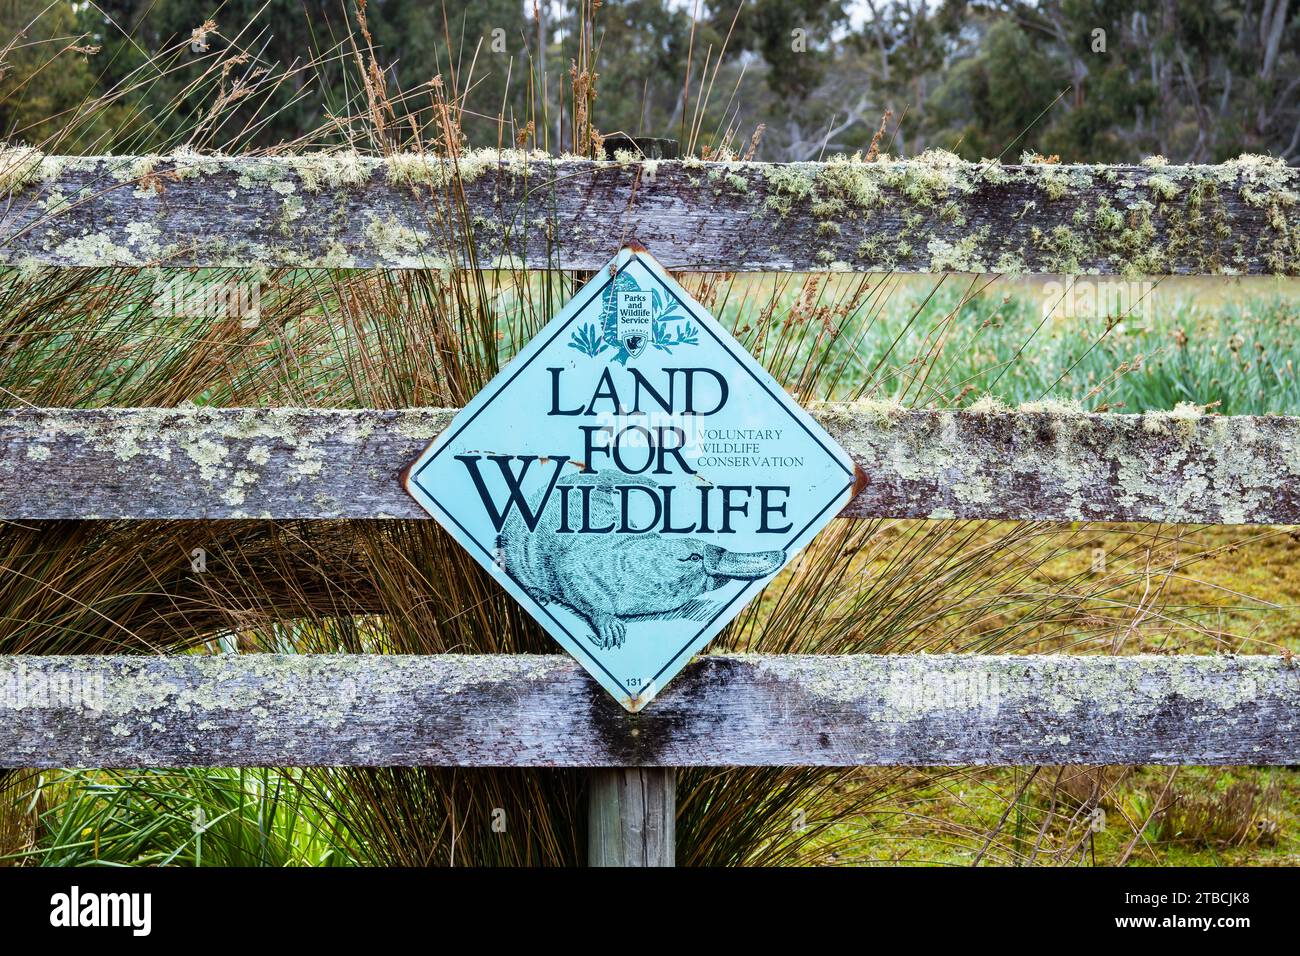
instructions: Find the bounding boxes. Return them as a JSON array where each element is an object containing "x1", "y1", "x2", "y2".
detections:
[
  {"x1": 818, "y1": 765, "x2": 1300, "y2": 866},
  {"x1": 738, "y1": 514, "x2": 1300, "y2": 865}
]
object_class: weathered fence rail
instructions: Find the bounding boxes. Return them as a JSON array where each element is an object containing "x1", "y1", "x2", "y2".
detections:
[
  {"x1": 4, "y1": 654, "x2": 1297, "y2": 768},
  {"x1": 3, "y1": 405, "x2": 1299, "y2": 524},
  {"x1": 2, "y1": 150, "x2": 1297, "y2": 274}
]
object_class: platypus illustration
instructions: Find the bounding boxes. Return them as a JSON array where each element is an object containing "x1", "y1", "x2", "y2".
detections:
[{"x1": 497, "y1": 473, "x2": 786, "y2": 649}]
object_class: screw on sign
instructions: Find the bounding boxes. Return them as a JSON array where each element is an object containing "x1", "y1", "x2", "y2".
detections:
[{"x1": 403, "y1": 245, "x2": 862, "y2": 711}]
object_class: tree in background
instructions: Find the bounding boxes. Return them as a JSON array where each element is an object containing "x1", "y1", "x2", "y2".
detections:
[
  {"x1": 715, "y1": 0, "x2": 867, "y2": 158},
  {"x1": 922, "y1": 14, "x2": 1075, "y2": 159},
  {"x1": 2, "y1": 0, "x2": 1296, "y2": 162},
  {"x1": 843, "y1": 0, "x2": 1298, "y2": 162},
  {"x1": 0, "y1": 0, "x2": 128, "y2": 148}
]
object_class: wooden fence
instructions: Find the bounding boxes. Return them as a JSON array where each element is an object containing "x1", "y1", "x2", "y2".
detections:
[{"x1": 2, "y1": 150, "x2": 1298, "y2": 866}]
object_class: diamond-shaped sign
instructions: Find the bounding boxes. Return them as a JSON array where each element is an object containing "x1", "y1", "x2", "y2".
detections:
[{"x1": 403, "y1": 247, "x2": 859, "y2": 710}]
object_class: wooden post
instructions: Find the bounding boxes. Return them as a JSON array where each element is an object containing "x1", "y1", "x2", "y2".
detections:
[{"x1": 588, "y1": 768, "x2": 676, "y2": 867}]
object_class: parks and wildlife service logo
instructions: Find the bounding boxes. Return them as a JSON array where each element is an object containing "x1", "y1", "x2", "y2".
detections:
[
  {"x1": 615, "y1": 289, "x2": 653, "y2": 358},
  {"x1": 403, "y1": 246, "x2": 859, "y2": 710},
  {"x1": 569, "y1": 272, "x2": 699, "y2": 366}
]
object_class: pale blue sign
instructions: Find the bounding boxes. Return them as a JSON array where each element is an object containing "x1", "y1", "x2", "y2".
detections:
[{"x1": 404, "y1": 247, "x2": 858, "y2": 710}]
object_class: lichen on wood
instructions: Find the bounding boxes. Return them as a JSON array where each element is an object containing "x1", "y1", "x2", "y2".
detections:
[
  {"x1": 1, "y1": 405, "x2": 1298, "y2": 524},
  {"x1": 2, "y1": 151, "x2": 1295, "y2": 274},
  {"x1": 0, "y1": 406, "x2": 454, "y2": 519},
  {"x1": 2, "y1": 653, "x2": 1296, "y2": 767},
  {"x1": 822, "y1": 403, "x2": 1300, "y2": 524}
]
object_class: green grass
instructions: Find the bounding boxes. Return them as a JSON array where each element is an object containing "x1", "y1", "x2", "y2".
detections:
[
  {"x1": 924, "y1": 286, "x2": 1300, "y2": 414},
  {"x1": 824, "y1": 766, "x2": 1300, "y2": 866},
  {"x1": 3, "y1": 769, "x2": 357, "y2": 867},
  {"x1": 691, "y1": 274, "x2": 1300, "y2": 414}
]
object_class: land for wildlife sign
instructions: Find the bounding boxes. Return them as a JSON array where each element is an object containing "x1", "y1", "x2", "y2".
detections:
[{"x1": 403, "y1": 246, "x2": 858, "y2": 710}]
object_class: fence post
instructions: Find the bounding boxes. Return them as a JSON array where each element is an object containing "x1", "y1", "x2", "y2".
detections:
[{"x1": 587, "y1": 768, "x2": 676, "y2": 866}]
